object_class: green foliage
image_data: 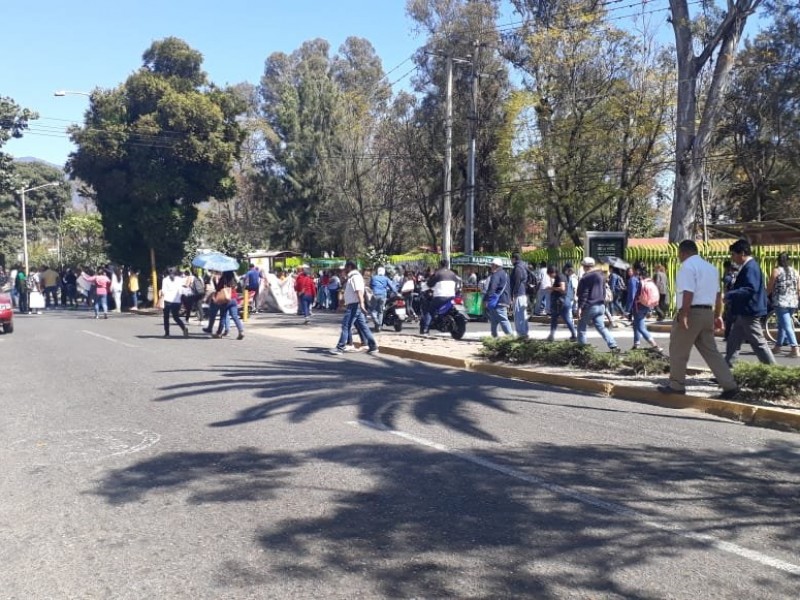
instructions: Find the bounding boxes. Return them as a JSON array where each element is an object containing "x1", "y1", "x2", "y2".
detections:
[
  {"x1": 480, "y1": 337, "x2": 669, "y2": 375},
  {"x1": 0, "y1": 96, "x2": 38, "y2": 196},
  {"x1": 60, "y1": 212, "x2": 107, "y2": 267},
  {"x1": 733, "y1": 363, "x2": 800, "y2": 400},
  {"x1": 361, "y1": 246, "x2": 390, "y2": 270},
  {"x1": 67, "y1": 37, "x2": 245, "y2": 271}
]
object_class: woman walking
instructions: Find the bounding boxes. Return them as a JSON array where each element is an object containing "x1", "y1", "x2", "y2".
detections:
[
  {"x1": 626, "y1": 262, "x2": 664, "y2": 353},
  {"x1": 768, "y1": 252, "x2": 800, "y2": 357},
  {"x1": 83, "y1": 268, "x2": 111, "y2": 319},
  {"x1": 213, "y1": 271, "x2": 244, "y2": 340}
]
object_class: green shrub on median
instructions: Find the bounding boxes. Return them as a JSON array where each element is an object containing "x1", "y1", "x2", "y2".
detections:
[
  {"x1": 480, "y1": 337, "x2": 669, "y2": 375},
  {"x1": 733, "y1": 363, "x2": 800, "y2": 400}
]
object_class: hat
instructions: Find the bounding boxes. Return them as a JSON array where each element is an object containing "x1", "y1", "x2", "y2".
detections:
[
  {"x1": 491, "y1": 257, "x2": 503, "y2": 267},
  {"x1": 581, "y1": 257, "x2": 596, "y2": 267},
  {"x1": 377, "y1": 267, "x2": 386, "y2": 276}
]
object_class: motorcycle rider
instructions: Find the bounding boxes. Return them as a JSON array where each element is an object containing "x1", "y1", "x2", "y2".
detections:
[{"x1": 420, "y1": 259, "x2": 460, "y2": 335}]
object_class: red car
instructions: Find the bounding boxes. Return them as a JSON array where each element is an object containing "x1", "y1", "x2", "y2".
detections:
[{"x1": 0, "y1": 292, "x2": 12, "y2": 334}]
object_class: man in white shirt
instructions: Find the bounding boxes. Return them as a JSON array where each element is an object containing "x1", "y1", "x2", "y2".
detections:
[
  {"x1": 160, "y1": 268, "x2": 188, "y2": 338},
  {"x1": 330, "y1": 261, "x2": 378, "y2": 355},
  {"x1": 657, "y1": 240, "x2": 738, "y2": 399},
  {"x1": 534, "y1": 261, "x2": 551, "y2": 315}
]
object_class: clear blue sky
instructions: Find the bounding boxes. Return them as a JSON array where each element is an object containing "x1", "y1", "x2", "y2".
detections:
[{"x1": 1, "y1": 0, "x2": 425, "y2": 166}]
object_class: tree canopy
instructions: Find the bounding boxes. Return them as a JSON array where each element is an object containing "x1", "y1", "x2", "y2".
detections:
[{"x1": 67, "y1": 37, "x2": 245, "y2": 270}]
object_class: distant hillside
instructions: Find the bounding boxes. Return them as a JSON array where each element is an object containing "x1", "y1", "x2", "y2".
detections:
[{"x1": 15, "y1": 157, "x2": 65, "y2": 171}]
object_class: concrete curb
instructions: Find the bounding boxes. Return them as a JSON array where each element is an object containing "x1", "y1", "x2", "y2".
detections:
[{"x1": 376, "y1": 344, "x2": 800, "y2": 434}]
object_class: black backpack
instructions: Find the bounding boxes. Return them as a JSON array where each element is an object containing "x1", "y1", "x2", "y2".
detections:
[{"x1": 526, "y1": 266, "x2": 542, "y2": 294}]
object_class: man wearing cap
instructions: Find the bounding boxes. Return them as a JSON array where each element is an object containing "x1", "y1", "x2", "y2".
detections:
[
  {"x1": 484, "y1": 257, "x2": 513, "y2": 337},
  {"x1": 510, "y1": 253, "x2": 530, "y2": 338},
  {"x1": 576, "y1": 257, "x2": 619, "y2": 352},
  {"x1": 369, "y1": 266, "x2": 396, "y2": 332},
  {"x1": 657, "y1": 240, "x2": 739, "y2": 398}
]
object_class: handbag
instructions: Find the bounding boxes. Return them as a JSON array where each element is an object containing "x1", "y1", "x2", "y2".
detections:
[
  {"x1": 487, "y1": 282, "x2": 507, "y2": 310},
  {"x1": 215, "y1": 287, "x2": 232, "y2": 305}
]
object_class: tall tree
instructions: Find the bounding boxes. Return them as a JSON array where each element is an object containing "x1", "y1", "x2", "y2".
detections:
[
  {"x1": 503, "y1": 1, "x2": 671, "y2": 246},
  {"x1": 67, "y1": 37, "x2": 245, "y2": 270},
  {"x1": 668, "y1": 0, "x2": 764, "y2": 241}
]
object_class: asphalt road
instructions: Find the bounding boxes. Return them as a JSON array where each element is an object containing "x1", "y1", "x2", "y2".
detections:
[{"x1": 2, "y1": 309, "x2": 800, "y2": 599}]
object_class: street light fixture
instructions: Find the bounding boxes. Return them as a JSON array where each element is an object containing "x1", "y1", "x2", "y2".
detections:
[
  {"x1": 54, "y1": 90, "x2": 92, "y2": 97},
  {"x1": 18, "y1": 182, "x2": 60, "y2": 279}
]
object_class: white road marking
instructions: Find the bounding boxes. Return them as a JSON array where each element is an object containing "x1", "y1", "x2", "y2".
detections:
[
  {"x1": 80, "y1": 330, "x2": 140, "y2": 349},
  {"x1": 349, "y1": 419, "x2": 800, "y2": 576}
]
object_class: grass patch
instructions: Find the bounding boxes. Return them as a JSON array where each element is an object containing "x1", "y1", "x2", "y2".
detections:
[
  {"x1": 479, "y1": 337, "x2": 669, "y2": 375},
  {"x1": 733, "y1": 363, "x2": 800, "y2": 401}
]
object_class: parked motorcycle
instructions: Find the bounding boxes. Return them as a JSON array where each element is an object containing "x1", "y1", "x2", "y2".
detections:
[
  {"x1": 424, "y1": 296, "x2": 468, "y2": 340},
  {"x1": 382, "y1": 294, "x2": 407, "y2": 332}
]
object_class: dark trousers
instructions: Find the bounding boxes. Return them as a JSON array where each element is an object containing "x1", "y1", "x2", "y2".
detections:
[
  {"x1": 654, "y1": 294, "x2": 667, "y2": 320},
  {"x1": 163, "y1": 301, "x2": 186, "y2": 335},
  {"x1": 18, "y1": 291, "x2": 28, "y2": 313},
  {"x1": 725, "y1": 315, "x2": 776, "y2": 366},
  {"x1": 421, "y1": 297, "x2": 451, "y2": 333}
]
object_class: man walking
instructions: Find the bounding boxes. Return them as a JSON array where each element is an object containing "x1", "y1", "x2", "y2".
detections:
[
  {"x1": 331, "y1": 261, "x2": 378, "y2": 355},
  {"x1": 534, "y1": 261, "x2": 551, "y2": 315},
  {"x1": 724, "y1": 239, "x2": 776, "y2": 366},
  {"x1": 576, "y1": 257, "x2": 619, "y2": 352},
  {"x1": 484, "y1": 257, "x2": 513, "y2": 337},
  {"x1": 161, "y1": 268, "x2": 188, "y2": 338},
  {"x1": 369, "y1": 266, "x2": 396, "y2": 332},
  {"x1": 510, "y1": 253, "x2": 529, "y2": 338},
  {"x1": 658, "y1": 240, "x2": 739, "y2": 398}
]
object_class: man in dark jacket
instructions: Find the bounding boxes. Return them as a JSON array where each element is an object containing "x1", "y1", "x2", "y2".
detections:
[
  {"x1": 576, "y1": 257, "x2": 619, "y2": 352},
  {"x1": 510, "y1": 253, "x2": 529, "y2": 337},
  {"x1": 484, "y1": 257, "x2": 512, "y2": 337},
  {"x1": 724, "y1": 239, "x2": 775, "y2": 365}
]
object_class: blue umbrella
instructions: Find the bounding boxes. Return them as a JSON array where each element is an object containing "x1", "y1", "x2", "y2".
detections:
[{"x1": 192, "y1": 252, "x2": 239, "y2": 272}]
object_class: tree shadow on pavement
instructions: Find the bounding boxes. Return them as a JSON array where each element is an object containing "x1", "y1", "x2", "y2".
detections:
[
  {"x1": 91, "y1": 447, "x2": 300, "y2": 505},
  {"x1": 153, "y1": 355, "x2": 543, "y2": 441},
  {"x1": 90, "y1": 438, "x2": 800, "y2": 597}
]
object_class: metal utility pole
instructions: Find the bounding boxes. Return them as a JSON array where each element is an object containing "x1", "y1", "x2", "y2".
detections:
[
  {"x1": 465, "y1": 42, "x2": 479, "y2": 257},
  {"x1": 442, "y1": 55, "x2": 453, "y2": 267}
]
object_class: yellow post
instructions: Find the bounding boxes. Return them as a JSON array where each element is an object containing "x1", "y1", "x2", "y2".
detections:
[
  {"x1": 243, "y1": 289, "x2": 249, "y2": 322},
  {"x1": 150, "y1": 247, "x2": 158, "y2": 308}
]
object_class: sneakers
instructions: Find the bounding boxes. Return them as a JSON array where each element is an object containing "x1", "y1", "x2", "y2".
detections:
[
  {"x1": 329, "y1": 348, "x2": 344, "y2": 355},
  {"x1": 202, "y1": 327, "x2": 211, "y2": 334},
  {"x1": 609, "y1": 346, "x2": 621, "y2": 355},
  {"x1": 367, "y1": 347, "x2": 380, "y2": 355},
  {"x1": 790, "y1": 347, "x2": 800, "y2": 358},
  {"x1": 772, "y1": 344, "x2": 784, "y2": 354},
  {"x1": 545, "y1": 335, "x2": 554, "y2": 342},
  {"x1": 717, "y1": 388, "x2": 740, "y2": 400},
  {"x1": 183, "y1": 327, "x2": 189, "y2": 338},
  {"x1": 343, "y1": 345, "x2": 357, "y2": 352},
  {"x1": 237, "y1": 331, "x2": 244, "y2": 340}
]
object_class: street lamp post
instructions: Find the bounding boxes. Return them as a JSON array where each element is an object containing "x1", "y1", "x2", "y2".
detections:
[{"x1": 18, "y1": 182, "x2": 60, "y2": 279}]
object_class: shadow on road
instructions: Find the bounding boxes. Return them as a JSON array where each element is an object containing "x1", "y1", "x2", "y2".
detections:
[
  {"x1": 152, "y1": 355, "x2": 541, "y2": 441},
  {"x1": 90, "y1": 439, "x2": 800, "y2": 598}
]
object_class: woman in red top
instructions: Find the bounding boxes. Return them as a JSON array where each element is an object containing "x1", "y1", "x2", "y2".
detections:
[{"x1": 294, "y1": 268, "x2": 317, "y2": 324}]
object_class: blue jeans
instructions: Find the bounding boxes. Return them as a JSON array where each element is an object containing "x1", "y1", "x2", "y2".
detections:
[
  {"x1": 535, "y1": 288, "x2": 550, "y2": 315},
  {"x1": 94, "y1": 294, "x2": 108, "y2": 317},
  {"x1": 487, "y1": 305, "x2": 513, "y2": 337},
  {"x1": 370, "y1": 295, "x2": 387, "y2": 329},
  {"x1": 337, "y1": 304, "x2": 376, "y2": 351},
  {"x1": 632, "y1": 304, "x2": 654, "y2": 346},
  {"x1": 218, "y1": 299, "x2": 243, "y2": 334},
  {"x1": 550, "y1": 301, "x2": 576, "y2": 339},
  {"x1": 421, "y1": 297, "x2": 451, "y2": 333},
  {"x1": 776, "y1": 306, "x2": 798, "y2": 347},
  {"x1": 300, "y1": 294, "x2": 313, "y2": 319},
  {"x1": 513, "y1": 296, "x2": 529, "y2": 337},
  {"x1": 578, "y1": 304, "x2": 617, "y2": 349}
]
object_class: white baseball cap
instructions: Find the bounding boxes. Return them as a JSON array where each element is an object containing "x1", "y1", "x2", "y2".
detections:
[
  {"x1": 581, "y1": 257, "x2": 596, "y2": 267},
  {"x1": 491, "y1": 257, "x2": 503, "y2": 267}
]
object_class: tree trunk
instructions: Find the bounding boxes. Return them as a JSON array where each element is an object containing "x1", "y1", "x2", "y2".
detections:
[{"x1": 668, "y1": 0, "x2": 761, "y2": 242}]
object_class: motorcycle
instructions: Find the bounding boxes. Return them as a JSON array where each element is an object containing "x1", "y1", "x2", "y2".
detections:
[
  {"x1": 423, "y1": 296, "x2": 468, "y2": 340},
  {"x1": 382, "y1": 294, "x2": 407, "y2": 332}
]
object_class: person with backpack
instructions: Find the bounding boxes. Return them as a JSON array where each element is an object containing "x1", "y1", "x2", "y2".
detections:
[
  {"x1": 608, "y1": 268, "x2": 626, "y2": 316},
  {"x1": 626, "y1": 261, "x2": 664, "y2": 352},
  {"x1": 767, "y1": 252, "x2": 800, "y2": 358}
]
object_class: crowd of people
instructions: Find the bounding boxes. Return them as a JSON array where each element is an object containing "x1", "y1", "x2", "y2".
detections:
[{"x1": 2, "y1": 263, "x2": 136, "y2": 317}]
